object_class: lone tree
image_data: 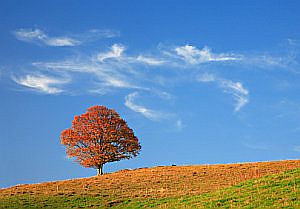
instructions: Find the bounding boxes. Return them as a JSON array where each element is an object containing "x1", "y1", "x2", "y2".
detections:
[{"x1": 60, "y1": 105, "x2": 141, "y2": 175}]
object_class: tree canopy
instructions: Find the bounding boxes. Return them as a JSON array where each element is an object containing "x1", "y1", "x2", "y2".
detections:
[{"x1": 60, "y1": 105, "x2": 141, "y2": 175}]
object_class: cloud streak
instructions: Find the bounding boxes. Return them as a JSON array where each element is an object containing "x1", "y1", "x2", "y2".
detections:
[
  {"x1": 14, "y1": 36, "x2": 299, "y2": 117},
  {"x1": 12, "y1": 74, "x2": 69, "y2": 94},
  {"x1": 15, "y1": 29, "x2": 80, "y2": 46},
  {"x1": 125, "y1": 92, "x2": 163, "y2": 121},
  {"x1": 28, "y1": 43, "x2": 170, "y2": 94},
  {"x1": 12, "y1": 42, "x2": 251, "y2": 112},
  {"x1": 32, "y1": 59, "x2": 141, "y2": 91},
  {"x1": 14, "y1": 28, "x2": 119, "y2": 47},
  {"x1": 197, "y1": 73, "x2": 249, "y2": 111},
  {"x1": 97, "y1": 44, "x2": 125, "y2": 62},
  {"x1": 220, "y1": 80, "x2": 249, "y2": 112},
  {"x1": 175, "y1": 45, "x2": 241, "y2": 64},
  {"x1": 136, "y1": 55, "x2": 166, "y2": 65}
]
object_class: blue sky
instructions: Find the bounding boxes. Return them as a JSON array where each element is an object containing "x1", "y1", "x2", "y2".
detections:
[{"x1": 1, "y1": 0, "x2": 300, "y2": 188}]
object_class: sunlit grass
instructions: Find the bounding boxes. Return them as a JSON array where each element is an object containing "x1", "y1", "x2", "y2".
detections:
[
  {"x1": 129, "y1": 168, "x2": 300, "y2": 208},
  {"x1": 0, "y1": 160, "x2": 299, "y2": 208}
]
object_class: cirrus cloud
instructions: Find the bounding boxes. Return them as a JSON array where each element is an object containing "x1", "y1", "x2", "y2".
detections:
[
  {"x1": 197, "y1": 73, "x2": 249, "y2": 112},
  {"x1": 175, "y1": 45, "x2": 241, "y2": 64},
  {"x1": 12, "y1": 29, "x2": 298, "y2": 117},
  {"x1": 125, "y1": 92, "x2": 164, "y2": 121},
  {"x1": 14, "y1": 28, "x2": 119, "y2": 47},
  {"x1": 12, "y1": 74, "x2": 69, "y2": 94}
]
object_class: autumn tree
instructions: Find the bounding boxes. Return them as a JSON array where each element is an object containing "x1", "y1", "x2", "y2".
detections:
[{"x1": 60, "y1": 105, "x2": 141, "y2": 175}]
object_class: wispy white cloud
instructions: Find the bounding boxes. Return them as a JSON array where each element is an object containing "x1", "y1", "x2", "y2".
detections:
[
  {"x1": 175, "y1": 45, "x2": 241, "y2": 64},
  {"x1": 96, "y1": 44, "x2": 166, "y2": 66},
  {"x1": 125, "y1": 92, "x2": 164, "y2": 121},
  {"x1": 13, "y1": 42, "x2": 252, "y2": 112},
  {"x1": 18, "y1": 40, "x2": 300, "y2": 116},
  {"x1": 241, "y1": 54, "x2": 295, "y2": 70},
  {"x1": 13, "y1": 28, "x2": 298, "y2": 72},
  {"x1": 32, "y1": 59, "x2": 140, "y2": 90},
  {"x1": 44, "y1": 37, "x2": 79, "y2": 47},
  {"x1": 12, "y1": 74, "x2": 69, "y2": 94},
  {"x1": 27, "y1": 44, "x2": 170, "y2": 94},
  {"x1": 14, "y1": 28, "x2": 80, "y2": 46},
  {"x1": 97, "y1": 44, "x2": 125, "y2": 62},
  {"x1": 103, "y1": 77, "x2": 134, "y2": 88},
  {"x1": 136, "y1": 55, "x2": 166, "y2": 65},
  {"x1": 14, "y1": 28, "x2": 119, "y2": 47},
  {"x1": 15, "y1": 29, "x2": 46, "y2": 41},
  {"x1": 220, "y1": 80, "x2": 249, "y2": 112},
  {"x1": 171, "y1": 43, "x2": 298, "y2": 72},
  {"x1": 197, "y1": 73, "x2": 249, "y2": 111},
  {"x1": 9, "y1": 30, "x2": 300, "y2": 129}
]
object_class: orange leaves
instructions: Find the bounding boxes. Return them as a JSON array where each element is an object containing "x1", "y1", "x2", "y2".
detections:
[{"x1": 60, "y1": 105, "x2": 141, "y2": 171}]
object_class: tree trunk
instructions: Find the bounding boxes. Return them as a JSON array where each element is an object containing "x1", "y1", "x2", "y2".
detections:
[{"x1": 97, "y1": 164, "x2": 103, "y2": 176}]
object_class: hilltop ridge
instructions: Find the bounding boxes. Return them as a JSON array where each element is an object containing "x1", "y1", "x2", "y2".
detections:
[{"x1": 1, "y1": 159, "x2": 299, "y2": 208}]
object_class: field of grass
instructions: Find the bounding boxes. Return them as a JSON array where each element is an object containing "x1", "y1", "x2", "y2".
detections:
[
  {"x1": 0, "y1": 160, "x2": 299, "y2": 208},
  {"x1": 123, "y1": 167, "x2": 300, "y2": 208}
]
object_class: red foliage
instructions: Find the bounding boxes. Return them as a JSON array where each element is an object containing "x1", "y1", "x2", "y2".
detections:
[{"x1": 60, "y1": 105, "x2": 141, "y2": 174}]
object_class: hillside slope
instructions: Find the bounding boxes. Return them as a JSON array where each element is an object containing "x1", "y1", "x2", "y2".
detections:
[
  {"x1": 122, "y1": 167, "x2": 300, "y2": 208},
  {"x1": 0, "y1": 160, "x2": 299, "y2": 208}
]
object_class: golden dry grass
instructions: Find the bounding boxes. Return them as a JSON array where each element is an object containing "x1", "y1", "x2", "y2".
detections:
[{"x1": 1, "y1": 159, "x2": 299, "y2": 202}]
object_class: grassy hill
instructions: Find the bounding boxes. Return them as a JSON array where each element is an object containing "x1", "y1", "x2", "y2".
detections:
[
  {"x1": 0, "y1": 160, "x2": 299, "y2": 208},
  {"x1": 127, "y1": 167, "x2": 300, "y2": 208}
]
